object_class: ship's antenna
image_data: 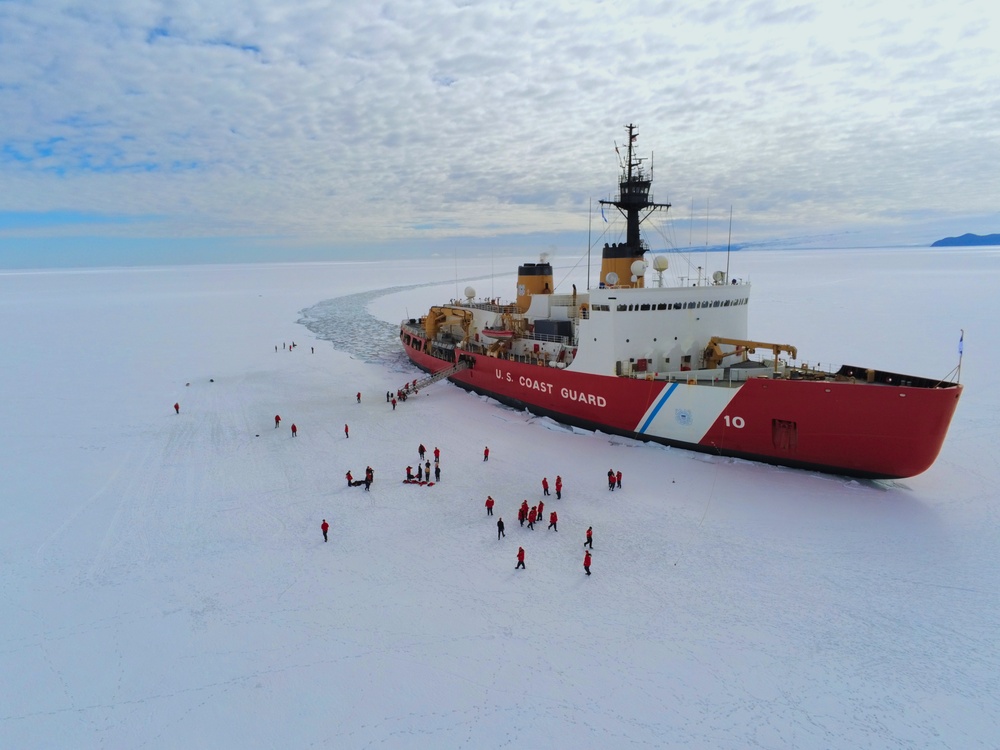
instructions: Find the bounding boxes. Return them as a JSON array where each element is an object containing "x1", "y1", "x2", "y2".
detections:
[
  {"x1": 704, "y1": 197, "x2": 710, "y2": 286},
  {"x1": 725, "y1": 205, "x2": 733, "y2": 283},
  {"x1": 587, "y1": 197, "x2": 592, "y2": 290}
]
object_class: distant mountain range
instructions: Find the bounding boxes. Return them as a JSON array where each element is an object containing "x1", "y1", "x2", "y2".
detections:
[{"x1": 931, "y1": 233, "x2": 1000, "y2": 247}]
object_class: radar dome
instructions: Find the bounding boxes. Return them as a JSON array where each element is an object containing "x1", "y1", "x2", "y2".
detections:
[
  {"x1": 712, "y1": 271, "x2": 726, "y2": 284},
  {"x1": 464, "y1": 286, "x2": 476, "y2": 299},
  {"x1": 653, "y1": 256, "x2": 669, "y2": 271},
  {"x1": 630, "y1": 260, "x2": 647, "y2": 277}
]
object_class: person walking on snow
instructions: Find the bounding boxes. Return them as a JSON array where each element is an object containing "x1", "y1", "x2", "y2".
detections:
[
  {"x1": 616, "y1": 470, "x2": 622, "y2": 489},
  {"x1": 356, "y1": 392, "x2": 361, "y2": 403},
  {"x1": 174, "y1": 402, "x2": 180, "y2": 414},
  {"x1": 391, "y1": 397, "x2": 396, "y2": 410},
  {"x1": 419, "y1": 444, "x2": 426, "y2": 460},
  {"x1": 485, "y1": 496, "x2": 495, "y2": 516},
  {"x1": 584, "y1": 550, "x2": 592, "y2": 575},
  {"x1": 516, "y1": 547, "x2": 525, "y2": 569},
  {"x1": 497, "y1": 517, "x2": 505, "y2": 539},
  {"x1": 555, "y1": 475, "x2": 562, "y2": 499},
  {"x1": 527, "y1": 506, "x2": 537, "y2": 530},
  {"x1": 536, "y1": 500, "x2": 544, "y2": 525},
  {"x1": 291, "y1": 423, "x2": 297, "y2": 437},
  {"x1": 542, "y1": 477, "x2": 550, "y2": 496},
  {"x1": 519, "y1": 500, "x2": 529, "y2": 527},
  {"x1": 608, "y1": 469, "x2": 615, "y2": 491},
  {"x1": 344, "y1": 423, "x2": 349, "y2": 438},
  {"x1": 584, "y1": 526, "x2": 593, "y2": 548},
  {"x1": 346, "y1": 470, "x2": 353, "y2": 486},
  {"x1": 548, "y1": 511, "x2": 558, "y2": 531},
  {"x1": 483, "y1": 446, "x2": 489, "y2": 461},
  {"x1": 275, "y1": 414, "x2": 281, "y2": 429},
  {"x1": 321, "y1": 519, "x2": 329, "y2": 542}
]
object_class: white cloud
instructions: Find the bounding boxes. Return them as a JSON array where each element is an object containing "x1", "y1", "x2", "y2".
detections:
[{"x1": 1, "y1": 0, "x2": 998, "y2": 251}]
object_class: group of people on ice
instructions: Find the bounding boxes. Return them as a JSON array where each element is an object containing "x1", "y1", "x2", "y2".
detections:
[
  {"x1": 607, "y1": 469, "x2": 622, "y2": 491},
  {"x1": 487, "y1": 477, "x2": 595, "y2": 575},
  {"x1": 405, "y1": 443, "x2": 442, "y2": 483},
  {"x1": 345, "y1": 466, "x2": 375, "y2": 491}
]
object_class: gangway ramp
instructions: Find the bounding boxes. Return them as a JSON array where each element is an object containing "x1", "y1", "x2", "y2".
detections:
[{"x1": 399, "y1": 358, "x2": 472, "y2": 395}]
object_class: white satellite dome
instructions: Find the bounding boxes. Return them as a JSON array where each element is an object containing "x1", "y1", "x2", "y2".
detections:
[
  {"x1": 630, "y1": 260, "x2": 647, "y2": 277},
  {"x1": 605, "y1": 271, "x2": 619, "y2": 286},
  {"x1": 653, "y1": 256, "x2": 669, "y2": 271},
  {"x1": 464, "y1": 286, "x2": 476, "y2": 300}
]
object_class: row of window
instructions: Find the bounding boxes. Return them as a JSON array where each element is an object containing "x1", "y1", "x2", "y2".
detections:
[{"x1": 590, "y1": 298, "x2": 749, "y2": 313}]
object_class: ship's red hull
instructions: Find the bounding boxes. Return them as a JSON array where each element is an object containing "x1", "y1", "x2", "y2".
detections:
[{"x1": 402, "y1": 333, "x2": 961, "y2": 479}]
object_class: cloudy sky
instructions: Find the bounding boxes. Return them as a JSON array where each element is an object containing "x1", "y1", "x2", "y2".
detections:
[{"x1": 1, "y1": 0, "x2": 997, "y2": 265}]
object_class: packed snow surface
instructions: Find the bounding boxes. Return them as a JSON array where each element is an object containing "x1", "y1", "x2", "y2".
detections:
[{"x1": 1, "y1": 249, "x2": 998, "y2": 748}]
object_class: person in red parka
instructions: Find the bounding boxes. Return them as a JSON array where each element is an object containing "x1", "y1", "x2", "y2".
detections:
[
  {"x1": 346, "y1": 470, "x2": 353, "y2": 486},
  {"x1": 555, "y1": 475, "x2": 562, "y2": 499},
  {"x1": 483, "y1": 446, "x2": 489, "y2": 461},
  {"x1": 542, "y1": 477, "x2": 550, "y2": 496},
  {"x1": 584, "y1": 526, "x2": 593, "y2": 548},
  {"x1": 548, "y1": 511, "x2": 558, "y2": 531},
  {"x1": 518, "y1": 503, "x2": 527, "y2": 526},
  {"x1": 616, "y1": 470, "x2": 622, "y2": 489},
  {"x1": 291, "y1": 423, "x2": 297, "y2": 437},
  {"x1": 583, "y1": 550, "x2": 592, "y2": 575},
  {"x1": 433, "y1": 446, "x2": 440, "y2": 461},
  {"x1": 275, "y1": 414, "x2": 281, "y2": 429},
  {"x1": 536, "y1": 500, "x2": 544, "y2": 525},
  {"x1": 344, "y1": 423, "x2": 349, "y2": 438},
  {"x1": 527, "y1": 506, "x2": 537, "y2": 530},
  {"x1": 485, "y1": 495, "x2": 495, "y2": 516},
  {"x1": 174, "y1": 402, "x2": 180, "y2": 414},
  {"x1": 321, "y1": 519, "x2": 329, "y2": 542},
  {"x1": 516, "y1": 546, "x2": 525, "y2": 569}
]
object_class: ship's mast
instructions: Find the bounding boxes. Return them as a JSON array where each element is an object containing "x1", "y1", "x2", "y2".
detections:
[{"x1": 600, "y1": 123, "x2": 671, "y2": 258}]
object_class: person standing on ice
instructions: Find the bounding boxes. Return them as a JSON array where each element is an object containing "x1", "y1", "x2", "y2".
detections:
[
  {"x1": 344, "y1": 423, "x2": 349, "y2": 438},
  {"x1": 584, "y1": 526, "x2": 593, "y2": 548},
  {"x1": 616, "y1": 470, "x2": 622, "y2": 489},
  {"x1": 548, "y1": 511, "x2": 558, "y2": 531},
  {"x1": 542, "y1": 477, "x2": 550, "y2": 496},
  {"x1": 275, "y1": 414, "x2": 281, "y2": 429},
  {"x1": 434, "y1": 464, "x2": 441, "y2": 482},
  {"x1": 174, "y1": 402, "x2": 180, "y2": 414},
  {"x1": 406, "y1": 466, "x2": 413, "y2": 480},
  {"x1": 584, "y1": 550, "x2": 592, "y2": 575},
  {"x1": 483, "y1": 446, "x2": 489, "y2": 461},
  {"x1": 356, "y1": 392, "x2": 361, "y2": 403},
  {"x1": 391, "y1": 397, "x2": 396, "y2": 410},
  {"x1": 607, "y1": 469, "x2": 615, "y2": 491},
  {"x1": 519, "y1": 500, "x2": 529, "y2": 527},
  {"x1": 291, "y1": 423, "x2": 297, "y2": 437},
  {"x1": 516, "y1": 546, "x2": 525, "y2": 569},
  {"x1": 497, "y1": 517, "x2": 505, "y2": 539},
  {"x1": 346, "y1": 470, "x2": 353, "y2": 486},
  {"x1": 536, "y1": 500, "x2": 544, "y2": 526},
  {"x1": 485, "y1": 495, "x2": 495, "y2": 516},
  {"x1": 417, "y1": 464, "x2": 423, "y2": 481},
  {"x1": 527, "y1": 506, "x2": 537, "y2": 530},
  {"x1": 555, "y1": 475, "x2": 562, "y2": 499},
  {"x1": 419, "y1": 444, "x2": 426, "y2": 460},
  {"x1": 433, "y1": 446, "x2": 440, "y2": 462},
  {"x1": 321, "y1": 519, "x2": 329, "y2": 542}
]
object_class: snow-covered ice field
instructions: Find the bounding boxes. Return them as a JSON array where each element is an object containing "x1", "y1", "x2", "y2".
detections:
[{"x1": 1, "y1": 248, "x2": 998, "y2": 748}]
